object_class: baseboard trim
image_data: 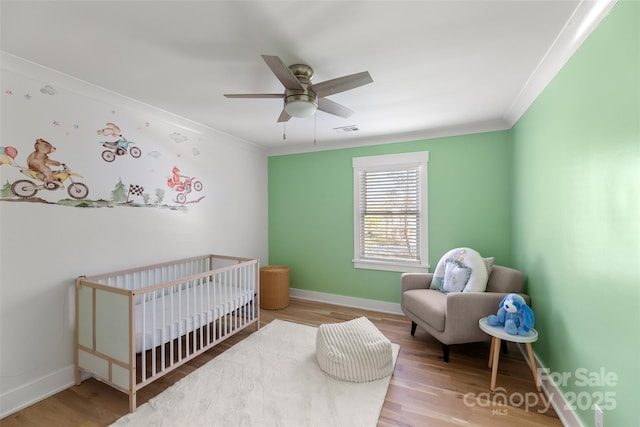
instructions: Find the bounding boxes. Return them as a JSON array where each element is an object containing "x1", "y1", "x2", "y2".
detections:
[
  {"x1": 289, "y1": 288, "x2": 403, "y2": 315},
  {"x1": 516, "y1": 343, "x2": 584, "y2": 427},
  {"x1": 0, "y1": 365, "x2": 76, "y2": 419}
]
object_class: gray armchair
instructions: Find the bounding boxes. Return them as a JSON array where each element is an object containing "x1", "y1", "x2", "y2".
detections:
[{"x1": 401, "y1": 265, "x2": 525, "y2": 362}]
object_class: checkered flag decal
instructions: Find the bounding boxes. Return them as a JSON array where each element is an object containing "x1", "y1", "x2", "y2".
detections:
[{"x1": 129, "y1": 184, "x2": 144, "y2": 196}]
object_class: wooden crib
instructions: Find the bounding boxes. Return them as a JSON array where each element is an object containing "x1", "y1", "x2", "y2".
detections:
[{"x1": 74, "y1": 254, "x2": 260, "y2": 412}]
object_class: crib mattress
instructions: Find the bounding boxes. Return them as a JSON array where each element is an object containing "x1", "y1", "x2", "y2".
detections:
[{"x1": 134, "y1": 282, "x2": 254, "y2": 353}]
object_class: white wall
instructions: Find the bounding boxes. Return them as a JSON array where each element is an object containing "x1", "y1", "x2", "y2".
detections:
[{"x1": 0, "y1": 52, "x2": 268, "y2": 417}]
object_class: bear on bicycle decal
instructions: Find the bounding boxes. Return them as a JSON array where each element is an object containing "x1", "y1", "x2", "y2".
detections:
[{"x1": 7, "y1": 139, "x2": 89, "y2": 200}]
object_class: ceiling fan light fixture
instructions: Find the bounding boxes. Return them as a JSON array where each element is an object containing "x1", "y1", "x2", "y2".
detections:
[
  {"x1": 284, "y1": 92, "x2": 318, "y2": 117},
  {"x1": 284, "y1": 99, "x2": 317, "y2": 117}
]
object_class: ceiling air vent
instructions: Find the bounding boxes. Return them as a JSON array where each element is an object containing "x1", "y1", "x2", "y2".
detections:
[{"x1": 333, "y1": 125, "x2": 359, "y2": 133}]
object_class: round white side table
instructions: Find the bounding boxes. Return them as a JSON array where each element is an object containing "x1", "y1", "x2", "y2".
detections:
[{"x1": 478, "y1": 317, "x2": 540, "y2": 392}]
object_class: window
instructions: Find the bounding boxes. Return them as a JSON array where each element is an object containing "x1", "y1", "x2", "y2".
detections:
[{"x1": 353, "y1": 151, "x2": 429, "y2": 273}]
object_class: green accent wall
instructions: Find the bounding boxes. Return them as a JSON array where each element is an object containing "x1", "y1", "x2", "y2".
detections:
[
  {"x1": 269, "y1": 2, "x2": 638, "y2": 425},
  {"x1": 511, "y1": 2, "x2": 639, "y2": 427},
  {"x1": 268, "y1": 131, "x2": 513, "y2": 303}
]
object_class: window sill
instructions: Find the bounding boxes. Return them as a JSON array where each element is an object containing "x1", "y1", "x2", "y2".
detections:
[{"x1": 353, "y1": 260, "x2": 430, "y2": 273}]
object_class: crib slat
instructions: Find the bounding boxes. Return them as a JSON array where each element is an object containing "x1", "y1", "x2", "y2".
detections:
[
  {"x1": 141, "y1": 293, "x2": 146, "y2": 383},
  {"x1": 177, "y1": 281, "x2": 182, "y2": 363},
  {"x1": 160, "y1": 288, "x2": 166, "y2": 372},
  {"x1": 170, "y1": 284, "x2": 175, "y2": 369},
  {"x1": 151, "y1": 289, "x2": 157, "y2": 378}
]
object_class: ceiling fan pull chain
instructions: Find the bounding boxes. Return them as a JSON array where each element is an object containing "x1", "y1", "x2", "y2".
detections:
[
  {"x1": 283, "y1": 122, "x2": 286, "y2": 140},
  {"x1": 313, "y1": 114, "x2": 317, "y2": 146}
]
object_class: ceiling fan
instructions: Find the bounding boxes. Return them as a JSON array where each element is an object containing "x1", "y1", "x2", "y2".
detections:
[{"x1": 224, "y1": 55, "x2": 373, "y2": 122}]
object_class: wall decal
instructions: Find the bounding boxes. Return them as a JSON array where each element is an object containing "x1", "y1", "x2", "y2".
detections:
[
  {"x1": 11, "y1": 163, "x2": 89, "y2": 200},
  {"x1": 1, "y1": 70, "x2": 206, "y2": 210},
  {"x1": 167, "y1": 166, "x2": 203, "y2": 204},
  {"x1": 0, "y1": 146, "x2": 18, "y2": 165},
  {"x1": 40, "y1": 85, "x2": 57, "y2": 95},
  {"x1": 27, "y1": 138, "x2": 59, "y2": 182},
  {"x1": 1, "y1": 139, "x2": 89, "y2": 201},
  {"x1": 110, "y1": 180, "x2": 148, "y2": 204},
  {"x1": 169, "y1": 132, "x2": 188, "y2": 144},
  {"x1": 97, "y1": 122, "x2": 120, "y2": 138},
  {"x1": 96, "y1": 122, "x2": 142, "y2": 162},
  {"x1": 127, "y1": 184, "x2": 145, "y2": 203}
]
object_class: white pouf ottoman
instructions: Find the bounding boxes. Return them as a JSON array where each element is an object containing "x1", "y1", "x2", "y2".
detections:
[{"x1": 316, "y1": 317, "x2": 394, "y2": 382}]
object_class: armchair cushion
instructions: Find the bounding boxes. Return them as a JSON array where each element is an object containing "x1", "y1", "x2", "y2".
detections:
[{"x1": 403, "y1": 289, "x2": 447, "y2": 332}]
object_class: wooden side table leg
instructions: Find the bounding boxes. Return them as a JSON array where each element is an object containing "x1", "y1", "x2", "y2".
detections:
[
  {"x1": 490, "y1": 337, "x2": 501, "y2": 391},
  {"x1": 488, "y1": 337, "x2": 496, "y2": 368},
  {"x1": 525, "y1": 342, "x2": 541, "y2": 391}
]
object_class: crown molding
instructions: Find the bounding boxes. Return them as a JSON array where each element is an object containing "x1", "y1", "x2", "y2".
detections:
[{"x1": 502, "y1": 0, "x2": 618, "y2": 126}]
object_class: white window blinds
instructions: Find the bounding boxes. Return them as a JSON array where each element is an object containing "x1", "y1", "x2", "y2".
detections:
[
  {"x1": 353, "y1": 152, "x2": 429, "y2": 273},
  {"x1": 359, "y1": 168, "x2": 419, "y2": 260}
]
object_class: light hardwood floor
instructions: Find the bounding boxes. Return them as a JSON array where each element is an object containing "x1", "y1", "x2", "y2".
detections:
[{"x1": 1, "y1": 299, "x2": 561, "y2": 427}]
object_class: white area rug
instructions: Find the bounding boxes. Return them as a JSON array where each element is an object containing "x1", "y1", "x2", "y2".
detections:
[{"x1": 111, "y1": 319, "x2": 400, "y2": 427}]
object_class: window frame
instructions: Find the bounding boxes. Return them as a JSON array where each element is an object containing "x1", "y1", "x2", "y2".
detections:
[{"x1": 352, "y1": 151, "x2": 429, "y2": 273}]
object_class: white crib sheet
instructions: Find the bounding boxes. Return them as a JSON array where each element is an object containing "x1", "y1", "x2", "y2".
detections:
[{"x1": 134, "y1": 282, "x2": 254, "y2": 353}]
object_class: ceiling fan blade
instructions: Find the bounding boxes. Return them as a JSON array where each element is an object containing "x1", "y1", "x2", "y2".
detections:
[
  {"x1": 317, "y1": 98, "x2": 354, "y2": 119},
  {"x1": 277, "y1": 109, "x2": 292, "y2": 123},
  {"x1": 261, "y1": 55, "x2": 304, "y2": 91},
  {"x1": 310, "y1": 71, "x2": 373, "y2": 98},
  {"x1": 224, "y1": 93, "x2": 283, "y2": 99}
]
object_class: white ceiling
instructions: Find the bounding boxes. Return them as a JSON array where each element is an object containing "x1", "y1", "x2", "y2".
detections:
[{"x1": 1, "y1": 1, "x2": 615, "y2": 154}]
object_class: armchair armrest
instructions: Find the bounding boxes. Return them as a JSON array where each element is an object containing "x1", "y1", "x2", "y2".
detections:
[{"x1": 401, "y1": 272, "x2": 434, "y2": 293}]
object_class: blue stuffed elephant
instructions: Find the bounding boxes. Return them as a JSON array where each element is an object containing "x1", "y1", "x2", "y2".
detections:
[{"x1": 487, "y1": 293, "x2": 535, "y2": 335}]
